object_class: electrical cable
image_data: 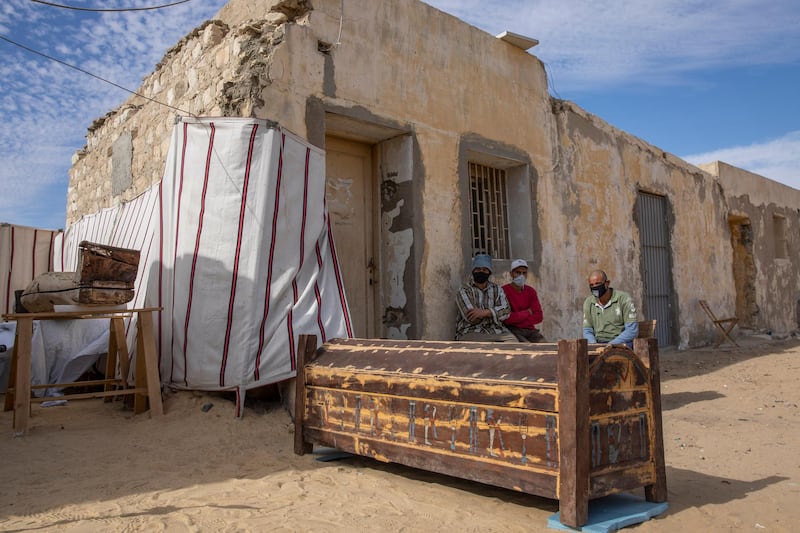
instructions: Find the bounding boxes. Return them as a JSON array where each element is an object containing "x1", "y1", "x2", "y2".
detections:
[
  {"x1": 28, "y1": 0, "x2": 192, "y2": 12},
  {"x1": 0, "y1": 34, "x2": 195, "y2": 117}
]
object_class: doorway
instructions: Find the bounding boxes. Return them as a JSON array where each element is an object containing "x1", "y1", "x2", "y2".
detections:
[
  {"x1": 636, "y1": 191, "x2": 675, "y2": 345},
  {"x1": 728, "y1": 215, "x2": 757, "y2": 327},
  {"x1": 324, "y1": 136, "x2": 377, "y2": 337}
]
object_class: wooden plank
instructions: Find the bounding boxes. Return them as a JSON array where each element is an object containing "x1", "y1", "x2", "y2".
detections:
[
  {"x1": 556, "y1": 338, "x2": 589, "y2": 528},
  {"x1": 137, "y1": 310, "x2": 163, "y2": 416},
  {"x1": 294, "y1": 334, "x2": 316, "y2": 455},
  {"x1": 134, "y1": 317, "x2": 147, "y2": 414},
  {"x1": 303, "y1": 387, "x2": 560, "y2": 467},
  {"x1": 589, "y1": 390, "x2": 649, "y2": 416},
  {"x1": 304, "y1": 371, "x2": 558, "y2": 412},
  {"x1": 314, "y1": 343, "x2": 561, "y2": 383},
  {"x1": 635, "y1": 337, "x2": 668, "y2": 502},
  {"x1": 3, "y1": 330, "x2": 18, "y2": 412},
  {"x1": 115, "y1": 317, "x2": 131, "y2": 391},
  {"x1": 30, "y1": 388, "x2": 147, "y2": 402},
  {"x1": 590, "y1": 464, "x2": 658, "y2": 497},
  {"x1": 12, "y1": 317, "x2": 34, "y2": 435},
  {"x1": 104, "y1": 317, "x2": 119, "y2": 402},
  {"x1": 303, "y1": 427, "x2": 560, "y2": 499},
  {"x1": 2, "y1": 307, "x2": 159, "y2": 321},
  {"x1": 31, "y1": 378, "x2": 123, "y2": 389}
]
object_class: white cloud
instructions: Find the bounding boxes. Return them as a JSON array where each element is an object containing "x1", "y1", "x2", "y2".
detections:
[
  {"x1": 424, "y1": 0, "x2": 800, "y2": 91},
  {"x1": 2, "y1": 0, "x2": 799, "y2": 228},
  {"x1": 0, "y1": 0, "x2": 228, "y2": 228},
  {"x1": 682, "y1": 131, "x2": 800, "y2": 191}
]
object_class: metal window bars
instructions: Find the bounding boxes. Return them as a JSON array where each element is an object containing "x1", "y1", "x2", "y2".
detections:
[{"x1": 468, "y1": 162, "x2": 510, "y2": 259}]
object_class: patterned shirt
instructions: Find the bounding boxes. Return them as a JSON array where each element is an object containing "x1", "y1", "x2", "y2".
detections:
[{"x1": 455, "y1": 281, "x2": 512, "y2": 339}]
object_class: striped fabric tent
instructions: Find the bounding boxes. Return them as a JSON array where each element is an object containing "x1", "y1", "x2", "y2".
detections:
[
  {"x1": 1, "y1": 223, "x2": 61, "y2": 316},
  {"x1": 56, "y1": 117, "x2": 352, "y2": 413}
]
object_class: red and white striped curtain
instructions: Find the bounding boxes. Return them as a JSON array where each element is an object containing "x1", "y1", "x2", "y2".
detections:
[
  {"x1": 1, "y1": 223, "x2": 61, "y2": 315},
  {"x1": 57, "y1": 117, "x2": 352, "y2": 403}
]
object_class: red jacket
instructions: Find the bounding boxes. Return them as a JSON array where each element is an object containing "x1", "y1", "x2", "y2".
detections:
[{"x1": 501, "y1": 284, "x2": 543, "y2": 329}]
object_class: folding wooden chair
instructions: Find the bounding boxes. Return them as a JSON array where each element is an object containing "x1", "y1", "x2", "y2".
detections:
[
  {"x1": 637, "y1": 319, "x2": 657, "y2": 339},
  {"x1": 698, "y1": 300, "x2": 739, "y2": 347}
]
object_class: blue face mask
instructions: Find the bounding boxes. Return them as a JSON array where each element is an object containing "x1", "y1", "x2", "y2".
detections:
[{"x1": 512, "y1": 275, "x2": 526, "y2": 287}]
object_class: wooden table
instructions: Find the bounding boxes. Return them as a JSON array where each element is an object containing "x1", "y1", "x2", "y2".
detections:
[{"x1": 2, "y1": 307, "x2": 164, "y2": 435}]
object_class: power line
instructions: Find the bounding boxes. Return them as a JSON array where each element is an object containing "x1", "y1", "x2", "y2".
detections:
[
  {"x1": 29, "y1": 0, "x2": 192, "y2": 12},
  {"x1": 0, "y1": 34, "x2": 194, "y2": 117}
]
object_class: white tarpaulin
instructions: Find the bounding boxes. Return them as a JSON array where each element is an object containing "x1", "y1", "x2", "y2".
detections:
[{"x1": 56, "y1": 117, "x2": 352, "y2": 410}]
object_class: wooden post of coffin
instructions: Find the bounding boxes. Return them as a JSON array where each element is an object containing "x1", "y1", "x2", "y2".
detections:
[{"x1": 74, "y1": 241, "x2": 140, "y2": 304}]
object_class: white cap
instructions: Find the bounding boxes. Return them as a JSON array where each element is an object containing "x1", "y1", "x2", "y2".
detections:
[{"x1": 511, "y1": 259, "x2": 528, "y2": 270}]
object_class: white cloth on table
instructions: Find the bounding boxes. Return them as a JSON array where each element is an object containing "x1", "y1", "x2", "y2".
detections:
[{"x1": 0, "y1": 319, "x2": 109, "y2": 396}]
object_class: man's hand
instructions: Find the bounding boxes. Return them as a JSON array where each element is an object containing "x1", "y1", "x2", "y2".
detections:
[{"x1": 466, "y1": 308, "x2": 491, "y2": 323}]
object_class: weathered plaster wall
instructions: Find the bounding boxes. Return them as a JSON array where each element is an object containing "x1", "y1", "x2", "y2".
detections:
[
  {"x1": 549, "y1": 101, "x2": 734, "y2": 348},
  {"x1": 701, "y1": 161, "x2": 800, "y2": 334},
  {"x1": 294, "y1": 0, "x2": 556, "y2": 340},
  {"x1": 379, "y1": 136, "x2": 416, "y2": 339}
]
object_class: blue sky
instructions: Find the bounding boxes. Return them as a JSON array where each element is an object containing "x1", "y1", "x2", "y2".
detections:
[{"x1": 1, "y1": 0, "x2": 798, "y2": 230}]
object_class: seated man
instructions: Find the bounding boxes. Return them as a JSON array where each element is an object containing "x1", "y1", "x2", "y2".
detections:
[
  {"x1": 455, "y1": 254, "x2": 517, "y2": 342},
  {"x1": 501, "y1": 259, "x2": 544, "y2": 342},
  {"x1": 582, "y1": 269, "x2": 639, "y2": 348}
]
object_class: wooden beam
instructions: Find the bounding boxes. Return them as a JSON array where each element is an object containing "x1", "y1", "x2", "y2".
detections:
[
  {"x1": 30, "y1": 388, "x2": 147, "y2": 402},
  {"x1": 294, "y1": 334, "x2": 316, "y2": 455},
  {"x1": 557, "y1": 338, "x2": 589, "y2": 528},
  {"x1": 635, "y1": 337, "x2": 668, "y2": 502},
  {"x1": 12, "y1": 317, "x2": 33, "y2": 435},
  {"x1": 137, "y1": 310, "x2": 163, "y2": 416}
]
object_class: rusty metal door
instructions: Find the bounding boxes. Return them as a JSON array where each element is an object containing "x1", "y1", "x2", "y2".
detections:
[{"x1": 637, "y1": 192, "x2": 674, "y2": 346}]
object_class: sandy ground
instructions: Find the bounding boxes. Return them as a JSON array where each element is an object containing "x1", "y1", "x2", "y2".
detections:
[{"x1": 1, "y1": 335, "x2": 798, "y2": 532}]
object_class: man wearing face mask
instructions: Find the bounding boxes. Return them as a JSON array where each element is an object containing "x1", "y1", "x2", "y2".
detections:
[
  {"x1": 582, "y1": 270, "x2": 639, "y2": 348},
  {"x1": 455, "y1": 254, "x2": 517, "y2": 342},
  {"x1": 501, "y1": 259, "x2": 545, "y2": 342}
]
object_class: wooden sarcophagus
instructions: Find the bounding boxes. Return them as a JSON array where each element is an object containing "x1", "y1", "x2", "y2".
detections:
[
  {"x1": 294, "y1": 336, "x2": 667, "y2": 528},
  {"x1": 19, "y1": 241, "x2": 140, "y2": 312}
]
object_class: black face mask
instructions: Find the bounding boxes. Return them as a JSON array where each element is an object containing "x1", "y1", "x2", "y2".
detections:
[
  {"x1": 590, "y1": 283, "x2": 608, "y2": 298},
  {"x1": 473, "y1": 271, "x2": 490, "y2": 284}
]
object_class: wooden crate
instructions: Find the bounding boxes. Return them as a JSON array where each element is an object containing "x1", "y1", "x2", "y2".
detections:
[
  {"x1": 76, "y1": 241, "x2": 140, "y2": 287},
  {"x1": 294, "y1": 336, "x2": 667, "y2": 528}
]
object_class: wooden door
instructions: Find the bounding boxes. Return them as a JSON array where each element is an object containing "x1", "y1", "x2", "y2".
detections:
[{"x1": 325, "y1": 136, "x2": 376, "y2": 337}]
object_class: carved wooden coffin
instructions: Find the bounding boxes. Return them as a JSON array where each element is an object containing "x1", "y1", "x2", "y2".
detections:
[{"x1": 294, "y1": 336, "x2": 667, "y2": 528}]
